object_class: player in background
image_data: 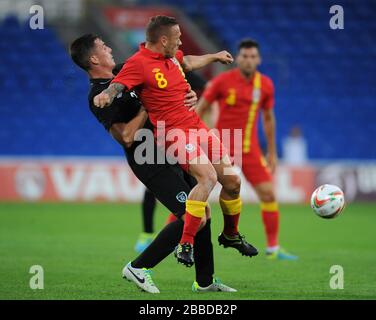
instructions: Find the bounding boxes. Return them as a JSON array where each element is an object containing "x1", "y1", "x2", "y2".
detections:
[
  {"x1": 135, "y1": 72, "x2": 208, "y2": 254},
  {"x1": 94, "y1": 16, "x2": 258, "y2": 267},
  {"x1": 195, "y1": 39, "x2": 298, "y2": 260},
  {"x1": 70, "y1": 34, "x2": 237, "y2": 293}
]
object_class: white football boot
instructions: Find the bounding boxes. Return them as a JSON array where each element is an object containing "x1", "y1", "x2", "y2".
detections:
[
  {"x1": 192, "y1": 277, "x2": 237, "y2": 292},
  {"x1": 122, "y1": 262, "x2": 160, "y2": 294}
]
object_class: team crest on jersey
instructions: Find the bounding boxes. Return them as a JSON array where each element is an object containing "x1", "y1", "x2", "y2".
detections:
[
  {"x1": 226, "y1": 88, "x2": 236, "y2": 106},
  {"x1": 252, "y1": 88, "x2": 261, "y2": 103},
  {"x1": 185, "y1": 143, "x2": 196, "y2": 153},
  {"x1": 176, "y1": 191, "x2": 188, "y2": 203}
]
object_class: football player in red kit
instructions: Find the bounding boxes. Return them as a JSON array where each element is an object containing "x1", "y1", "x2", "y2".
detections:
[{"x1": 196, "y1": 39, "x2": 297, "y2": 260}]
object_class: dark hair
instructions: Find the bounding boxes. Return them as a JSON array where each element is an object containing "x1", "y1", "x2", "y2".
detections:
[
  {"x1": 146, "y1": 15, "x2": 178, "y2": 44},
  {"x1": 70, "y1": 34, "x2": 99, "y2": 71},
  {"x1": 238, "y1": 38, "x2": 259, "y2": 51}
]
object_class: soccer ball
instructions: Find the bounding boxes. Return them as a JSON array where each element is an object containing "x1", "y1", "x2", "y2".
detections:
[{"x1": 310, "y1": 184, "x2": 345, "y2": 219}]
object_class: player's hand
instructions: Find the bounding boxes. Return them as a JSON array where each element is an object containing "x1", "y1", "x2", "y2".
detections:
[
  {"x1": 267, "y1": 152, "x2": 278, "y2": 174},
  {"x1": 214, "y1": 51, "x2": 234, "y2": 65},
  {"x1": 185, "y1": 90, "x2": 198, "y2": 109},
  {"x1": 94, "y1": 92, "x2": 112, "y2": 108}
]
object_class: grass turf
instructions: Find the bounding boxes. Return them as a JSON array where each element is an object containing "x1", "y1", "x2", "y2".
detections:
[{"x1": 0, "y1": 202, "x2": 375, "y2": 300}]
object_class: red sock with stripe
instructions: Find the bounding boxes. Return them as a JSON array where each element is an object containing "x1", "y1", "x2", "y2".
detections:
[
  {"x1": 261, "y1": 202, "x2": 279, "y2": 248},
  {"x1": 180, "y1": 200, "x2": 207, "y2": 245},
  {"x1": 220, "y1": 197, "x2": 242, "y2": 237}
]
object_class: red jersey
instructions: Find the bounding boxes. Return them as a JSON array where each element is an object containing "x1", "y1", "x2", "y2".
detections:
[
  {"x1": 203, "y1": 68, "x2": 274, "y2": 157},
  {"x1": 112, "y1": 43, "x2": 203, "y2": 132}
]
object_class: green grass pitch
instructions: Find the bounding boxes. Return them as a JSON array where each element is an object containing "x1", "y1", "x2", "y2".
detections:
[{"x1": 0, "y1": 202, "x2": 375, "y2": 300}]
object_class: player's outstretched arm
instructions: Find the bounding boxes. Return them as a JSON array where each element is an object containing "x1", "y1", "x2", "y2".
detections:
[
  {"x1": 93, "y1": 83, "x2": 125, "y2": 108},
  {"x1": 182, "y1": 51, "x2": 233, "y2": 72}
]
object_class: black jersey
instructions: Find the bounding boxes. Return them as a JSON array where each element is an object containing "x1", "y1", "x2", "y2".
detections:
[
  {"x1": 88, "y1": 65, "x2": 167, "y2": 182},
  {"x1": 88, "y1": 63, "x2": 153, "y2": 132},
  {"x1": 88, "y1": 81, "x2": 153, "y2": 132}
]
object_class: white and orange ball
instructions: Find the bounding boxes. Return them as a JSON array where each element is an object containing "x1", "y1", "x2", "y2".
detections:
[{"x1": 311, "y1": 184, "x2": 345, "y2": 219}]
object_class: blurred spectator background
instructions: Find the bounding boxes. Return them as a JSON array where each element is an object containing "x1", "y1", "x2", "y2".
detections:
[{"x1": 282, "y1": 126, "x2": 308, "y2": 165}]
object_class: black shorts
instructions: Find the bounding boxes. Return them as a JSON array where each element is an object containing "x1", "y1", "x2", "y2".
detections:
[{"x1": 127, "y1": 154, "x2": 197, "y2": 218}]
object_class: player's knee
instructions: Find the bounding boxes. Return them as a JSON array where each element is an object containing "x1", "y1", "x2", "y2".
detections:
[
  {"x1": 224, "y1": 174, "x2": 241, "y2": 197},
  {"x1": 260, "y1": 191, "x2": 276, "y2": 203}
]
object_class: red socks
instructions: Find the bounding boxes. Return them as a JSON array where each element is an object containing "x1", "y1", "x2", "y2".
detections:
[
  {"x1": 223, "y1": 213, "x2": 240, "y2": 237},
  {"x1": 180, "y1": 200, "x2": 207, "y2": 245},
  {"x1": 220, "y1": 197, "x2": 242, "y2": 237},
  {"x1": 261, "y1": 202, "x2": 279, "y2": 248}
]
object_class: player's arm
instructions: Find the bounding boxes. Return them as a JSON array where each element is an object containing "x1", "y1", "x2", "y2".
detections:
[
  {"x1": 193, "y1": 97, "x2": 211, "y2": 117},
  {"x1": 95, "y1": 83, "x2": 197, "y2": 110},
  {"x1": 110, "y1": 107, "x2": 148, "y2": 148},
  {"x1": 262, "y1": 108, "x2": 278, "y2": 173},
  {"x1": 94, "y1": 59, "x2": 144, "y2": 108},
  {"x1": 182, "y1": 51, "x2": 233, "y2": 72},
  {"x1": 94, "y1": 83, "x2": 125, "y2": 108}
]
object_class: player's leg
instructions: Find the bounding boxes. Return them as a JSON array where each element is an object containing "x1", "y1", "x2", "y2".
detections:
[
  {"x1": 243, "y1": 154, "x2": 297, "y2": 260},
  {"x1": 181, "y1": 169, "x2": 234, "y2": 291},
  {"x1": 134, "y1": 189, "x2": 156, "y2": 253},
  {"x1": 193, "y1": 206, "x2": 213, "y2": 287},
  {"x1": 130, "y1": 164, "x2": 193, "y2": 270},
  {"x1": 174, "y1": 154, "x2": 218, "y2": 267},
  {"x1": 192, "y1": 205, "x2": 236, "y2": 293},
  {"x1": 212, "y1": 154, "x2": 258, "y2": 257},
  {"x1": 214, "y1": 154, "x2": 242, "y2": 236},
  {"x1": 253, "y1": 181, "x2": 297, "y2": 260},
  {"x1": 125, "y1": 163, "x2": 220, "y2": 292}
]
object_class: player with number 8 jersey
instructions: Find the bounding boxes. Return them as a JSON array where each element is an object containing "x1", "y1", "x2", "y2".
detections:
[
  {"x1": 94, "y1": 16, "x2": 258, "y2": 268},
  {"x1": 113, "y1": 44, "x2": 201, "y2": 133}
]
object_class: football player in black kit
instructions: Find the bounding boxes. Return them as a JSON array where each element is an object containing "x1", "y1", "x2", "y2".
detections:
[{"x1": 70, "y1": 34, "x2": 237, "y2": 293}]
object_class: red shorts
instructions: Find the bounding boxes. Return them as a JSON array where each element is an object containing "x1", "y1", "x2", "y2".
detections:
[
  {"x1": 241, "y1": 151, "x2": 272, "y2": 185},
  {"x1": 158, "y1": 127, "x2": 227, "y2": 172}
]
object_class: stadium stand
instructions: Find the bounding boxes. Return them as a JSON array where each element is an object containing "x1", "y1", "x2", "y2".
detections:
[
  {"x1": 0, "y1": 15, "x2": 123, "y2": 156},
  {"x1": 0, "y1": 0, "x2": 375, "y2": 158},
  {"x1": 143, "y1": 0, "x2": 376, "y2": 159}
]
